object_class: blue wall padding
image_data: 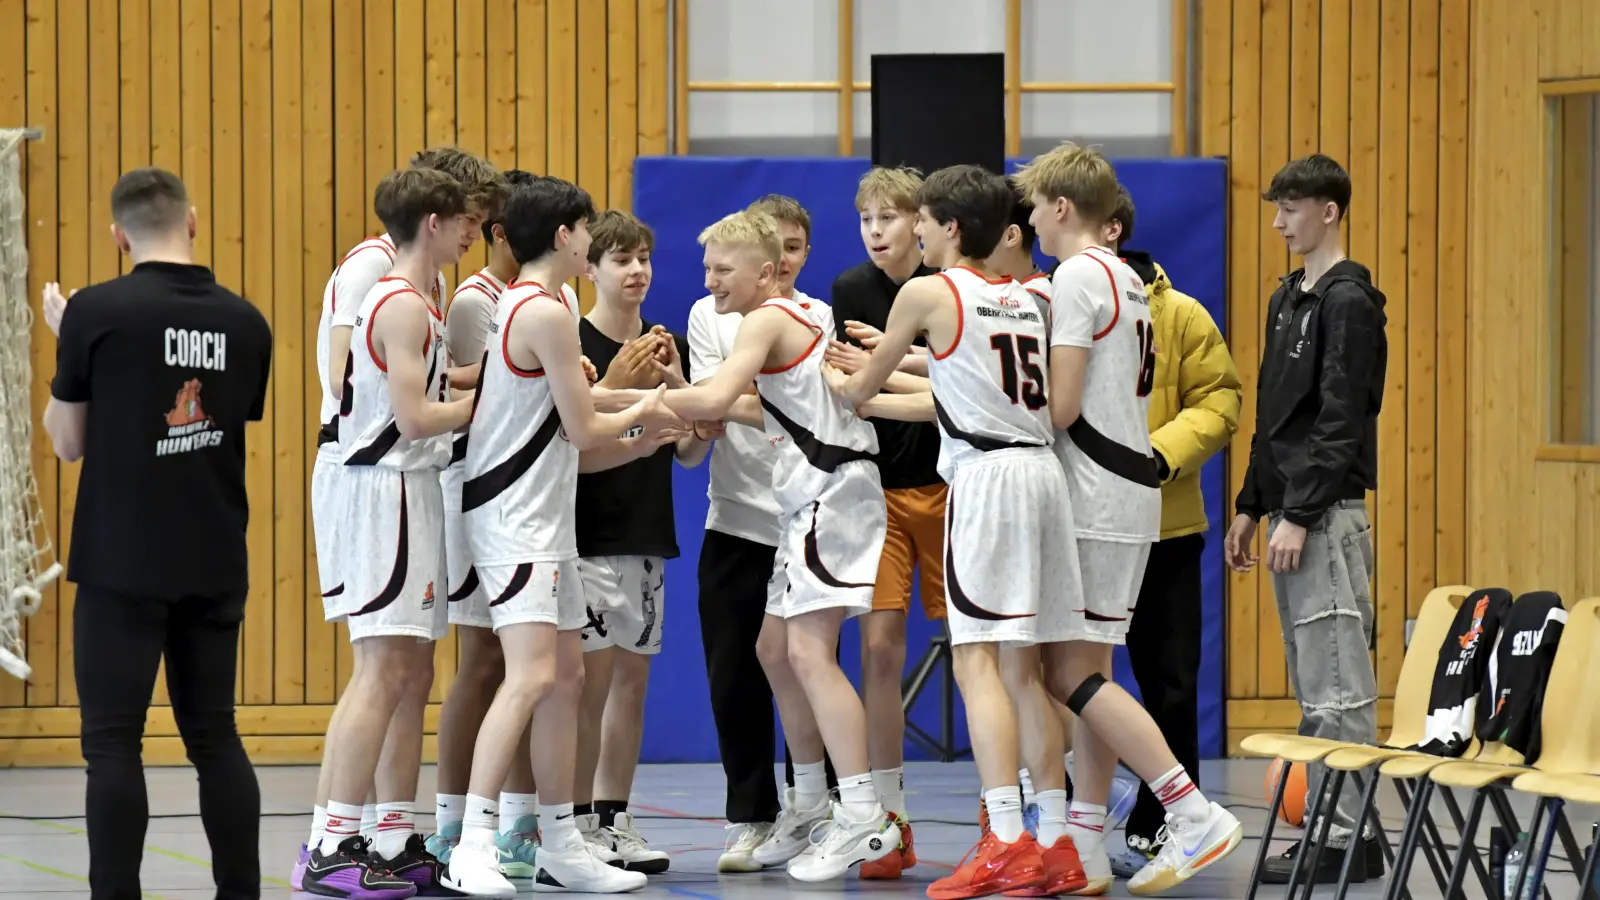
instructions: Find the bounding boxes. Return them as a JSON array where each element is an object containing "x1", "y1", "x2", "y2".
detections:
[{"x1": 627, "y1": 155, "x2": 1230, "y2": 763}]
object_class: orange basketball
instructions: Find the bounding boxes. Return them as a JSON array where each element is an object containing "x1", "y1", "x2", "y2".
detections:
[{"x1": 1265, "y1": 758, "x2": 1308, "y2": 826}]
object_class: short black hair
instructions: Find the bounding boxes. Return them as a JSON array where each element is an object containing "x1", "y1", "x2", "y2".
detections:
[
  {"x1": 1263, "y1": 153, "x2": 1352, "y2": 220},
  {"x1": 1108, "y1": 185, "x2": 1135, "y2": 248},
  {"x1": 482, "y1": 169, "x2": 536, "y2": 243},
  {"x1": 373, "y1": 167, "x2": 468, "y2": 246},
  {"x1": 501, "y1": 176, "x2": 595, "y2": 265},
  {"x1": 110, "y1": 167, "x2": 189, "y2": 238},
  {"x1": 917, "y1": 165, "x2": 1014, "y2": 259},
  {"x1": 1004, "y1": 175, "x2": 1037, "y2": 253}
]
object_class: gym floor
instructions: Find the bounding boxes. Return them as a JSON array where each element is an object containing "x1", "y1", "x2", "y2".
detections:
[{"x1": 0, "y1": 759, "x2": 1592, "y2": 899}]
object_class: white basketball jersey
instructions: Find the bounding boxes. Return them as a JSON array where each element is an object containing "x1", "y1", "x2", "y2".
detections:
[
  {"x1": 1048, "y1": 245, "x2": 1161, "y2": 543},
  {"x1": 926, "y1": 267, "x2": 1054, "y2": 481},
  {"x1": 316, "y1": 236, "x2": 396, "y2": 449},
  {"x1": 443, "y1": 268, "x2": 508, "y2": 470},
  {"x1": 1020, "y1": 270, "x2": 1053, "y2": 324},
  {"x1": 339, "y1": 276, "x2": 452, "y2": 471},
  {"x1": 460, "y1": 281, "x2": 582, "y2": 565},
  {"x1": 752, "y1": 296, "x2": 879, "y2": 516}
]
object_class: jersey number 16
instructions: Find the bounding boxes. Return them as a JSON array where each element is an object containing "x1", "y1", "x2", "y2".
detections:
[
  {"x1": 1135, "y1": 320, "x2": 1156, "y2": 397},
  {"x1": 991, "y1": 333, "x2": 1047, "y2": 410}
]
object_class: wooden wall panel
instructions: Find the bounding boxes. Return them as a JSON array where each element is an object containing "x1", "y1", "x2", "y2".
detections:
[
  {"x1": 1, "y1": 0, "x2": 671, "y2": 763},
  {"x1": 1202, "y1": 0, "x2": 1476, "y2": 750}
]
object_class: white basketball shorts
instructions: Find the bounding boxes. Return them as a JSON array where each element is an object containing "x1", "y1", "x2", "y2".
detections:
[
  {"x1": 766, "y1": 460, "x2": 886, "y2": 619},
  {"x1": 764, "y1": 551, "x2": 789, "y2": 617},
  {"x1": 310, "y1": 449, "x2": 348, "y2": 623},
  {"x1": 578, "y1": 555, "x2": 665, "y2": 655},
  {"x1": 1067, "y1": 539, "x2": 1153, "y2": 645},
  {"x1": 341, "y1": 467, "x2": 450, "y2": 643},
  {"x1": 440, "y1": 462, "x2": 492, "y2": 629},
  {"x1": 943, "y1": 447, "x2": 1081, "y2": 646},
  {"x1": 478, "y1": 558, "x2": 587, "y2": 633}
]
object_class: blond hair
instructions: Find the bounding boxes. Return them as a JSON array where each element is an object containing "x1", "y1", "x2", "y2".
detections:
[
  {"x1": 855, "y1": 166, "x2": 923, "y2": 213},
  {"x1": 1011, "y1": 141, "x2": 1121, "y2": 224},
  {"x1": 697, "y1": 210, "x2": 783, "y2": 265}
]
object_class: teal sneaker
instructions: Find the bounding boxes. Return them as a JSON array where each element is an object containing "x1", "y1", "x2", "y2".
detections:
[
  {"x1": 494, "y1": 814, "x2": 540, "y2": 878},
  {"x1": 425, "y1": 819, "x2": 460, "y2": 865}
]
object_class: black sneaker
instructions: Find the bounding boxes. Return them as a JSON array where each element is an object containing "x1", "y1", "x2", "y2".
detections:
[
  {"x1": 300, "y1": 835, "x2": 419, "y2": 898},
  {"x1": 372, "y1": 833, "x2": 467, "y2": 897},
  {"x1": 1259, "y1": 835, "x2": 1385, "y2": 884}
]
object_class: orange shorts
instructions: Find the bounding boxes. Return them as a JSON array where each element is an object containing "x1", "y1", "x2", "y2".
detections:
[{"x1": 872, "y1": 483, "x2": 948, "y2": 619}]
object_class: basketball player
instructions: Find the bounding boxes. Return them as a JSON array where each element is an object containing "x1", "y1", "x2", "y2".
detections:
[
  {"x1": 440, "y1": 177, "x2": 680, "y2": 898},
  {"x1": 428, "y1": 168, "x2": 549, "y2": 879},
  {"x1": 299, "y1": 146, "x2": 500, "y2": 890},
  {"x1": 567, "y1": 210, "x2": 706, "y2": 874},
  {"x1": 622, "y1": 210, "x2": 901, "y2": 881},
  {"x1": 827, "y1": 165, "x2": 1089, "y2": 899},
  {"x1": 1016, "y1": 141, "x2": 1243, "y2": 894},
  {"x1": 299, "y1": 168, "x2": 478, "y2": 899}
]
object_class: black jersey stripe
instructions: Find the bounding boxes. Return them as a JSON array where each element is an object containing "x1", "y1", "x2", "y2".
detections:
[
  {"x1": 1064, "y1": 417, "x2": 1161, "y2": 489},
  {"x1": 757, "y1": 396, "x2": 875, "y2": 473},
  {"x1": 944, "y1": 491, "x2": 1033, "y2": 622},
  {"x1": 932, "y1": 396, "x2": 1047, "y2": 454},
  {"x1": 343, "y1": 421, "x2": 403, "y2": 466},
  {"x1": 318, "y1": 416, "x2": 338, "y2": 446},
  {"x1": 802, "y1": 502, "x2": 874, "y2": 589},
  {"x1": 461, "y1": 406, "x2": 562, "y2": 512},
  {"x1": 350, "y1": 477, "x2": 410, "y2": 616},
  {"x1": 451, "y1": 433, "x2": 468, "y2": 464},
  {"x1": 487, "y1": 562, "x2": 534, "y2": 607}
]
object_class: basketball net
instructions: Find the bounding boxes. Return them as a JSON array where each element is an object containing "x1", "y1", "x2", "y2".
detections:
[{"x1": 0, "y1": 129, "x2": 62, "y2": 682}]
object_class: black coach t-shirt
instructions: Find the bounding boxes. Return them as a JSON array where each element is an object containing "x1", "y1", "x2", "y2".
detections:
[
  {"x1": 575, "y1": 318, "x2": 690, "y2": 559},
  {"x1": 829, "y1": 260, "x2": 944, "y2": 490},
  {"x1": 51, "y1": 262, "x2": 273, "y2": 600}
]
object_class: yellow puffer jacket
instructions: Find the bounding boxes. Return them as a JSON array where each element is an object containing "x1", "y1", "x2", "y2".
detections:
[{"x1": 1126, "y1": 253, "x2": 1243, "y2": 540}]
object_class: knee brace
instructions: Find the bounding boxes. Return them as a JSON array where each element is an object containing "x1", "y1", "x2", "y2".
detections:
[{"x1": 1065, "y1": 672, "x2": 1107, "y2": 716}]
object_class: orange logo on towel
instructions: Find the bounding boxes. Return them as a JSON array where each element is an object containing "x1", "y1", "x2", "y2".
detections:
[
  {"x1": 165, "y1": 378, "x2": 208, "y2": 426},
  {"x1": 1458, "y1": 595, "x2": 1490, "y2": 650}
]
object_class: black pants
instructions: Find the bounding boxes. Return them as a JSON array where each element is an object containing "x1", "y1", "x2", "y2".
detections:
[
  {"x1": 1122, "y1": 533, "x2": 1204, "y2": 845},
  {"x1": 74, "y1": 587, "x2": 261, "y2": 900},
  {"x1": 698, "y1": 528, "x2": 836, "y2": 823}
]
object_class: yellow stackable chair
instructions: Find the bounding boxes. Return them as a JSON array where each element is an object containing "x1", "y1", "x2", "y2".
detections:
[
  {"x1": 1389, "y1": 596, "x2": 1600, "y2": 900},
  {"x1": 1238, "y1": 584, "x2": 1476, "y2": 900}
]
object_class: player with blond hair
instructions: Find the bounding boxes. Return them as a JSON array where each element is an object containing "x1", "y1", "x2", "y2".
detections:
[{"x1": 1013, "y1": 141, "x2": 1242, "y2": 894}]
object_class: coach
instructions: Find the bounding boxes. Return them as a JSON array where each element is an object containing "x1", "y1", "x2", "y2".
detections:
[{"x1": 43, "y1": 167, "x2": 273, "y2": 900}]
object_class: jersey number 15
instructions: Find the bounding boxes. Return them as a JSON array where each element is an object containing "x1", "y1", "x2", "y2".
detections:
[{"x1": 991, "y1": 333, "x2": 1047, "y2": 410}]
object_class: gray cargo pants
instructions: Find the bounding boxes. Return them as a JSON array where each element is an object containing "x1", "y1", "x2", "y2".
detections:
[{"x1": 1268, "y1": 499, "x2": 1380, "y2": 847}]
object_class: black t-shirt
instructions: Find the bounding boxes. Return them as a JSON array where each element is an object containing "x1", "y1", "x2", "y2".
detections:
[
  {"x1": 829, "y1": 260, "x2": 944, "y2": 490},
  {"x1": 50, "y1": 262, "x2": 273, "y2": 600},
  {"x1": 574, "y1": 317, "x2": 690, "y2": 559}
]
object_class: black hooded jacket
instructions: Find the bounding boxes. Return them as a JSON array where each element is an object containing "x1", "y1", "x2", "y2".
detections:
[{"x1": 1235, "y1": 259, "x2": 1388, "y2": 527}]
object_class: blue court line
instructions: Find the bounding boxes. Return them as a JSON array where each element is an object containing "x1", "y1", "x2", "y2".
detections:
[
  {"x1": 0, "y1": 851, "x2": 174, "y2": 899},
  {"x1": 666, "y1": 886, "x2": 725, "y2": 900}
]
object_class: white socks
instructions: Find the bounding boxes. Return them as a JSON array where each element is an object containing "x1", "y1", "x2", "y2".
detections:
[
  {"x1": 872, "y1": 767, "x2": 907, "y2": 820},
  {"x1": 1019, "y1": 768, "x2": 1037, "y2": 807},
  {"x1": 435, "y1": 794, "x2": 465, "y2": 835},
  {"x1": 1036, "y1": 789, "x2": 1069, "y2": 846},
  {"x1": 539, "y1": 801, "x2": 584, "y2": 851},
  {"x1": 1066, "y1": 802, "x2": 1107, "y2": 856},
  {"x1": 359, "y1": 803, "x2": 378, "y2": 844},
  {"x1": 372, "y1": 802, "x2": 415, "y2": 859},
  {"x1": 499, "y1": 792, "x2": 538, "y2": 836},
  {"x1": 308, "y1": 805, "x2": 328, "y2": 849},
  {"x1": 321, "y1": 801, "x2": 363, "y2": 856},
  {"x1": 792, "y1": 760, "x2": 828, "y2": 811},
  {"x1": 837, "y1": 772, "x2": 879, "y2": 822},
  {"x1": 984, "y1": 786, "x2": 1025, "y2": 843},
  {"x1": 1151, "y1": 764, "x2": 1210, "y2": 822}
]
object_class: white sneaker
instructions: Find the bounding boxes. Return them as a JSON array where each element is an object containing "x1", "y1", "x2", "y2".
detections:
[
  {"x1": 531, "y1": 837, "x2": 648, "y2": 893},
  {"x1": 577, "y1": 813, "x2": 626, "y2": 868},
  {"x1": 1127, "y1": 802, "x2": 1243, "y2": 896},
  {"x1": 717, "y1": 822, "x2": 772, "y2": 873},
  {"x1": 753, "y1": 788, "x2": 830, "y2": 867},
  {"x1": 441, "y1": 839, "x2": 517, "y2": 898},
  {"x1": 1076, "y1": 839, "x2": 1115, "y2": 895},
  {"x1": 605, "y1": 812, "x2": 670, "y2": 874},
  {"x1": 785, "y1": 801, "x2": 900, "y2": 882}
]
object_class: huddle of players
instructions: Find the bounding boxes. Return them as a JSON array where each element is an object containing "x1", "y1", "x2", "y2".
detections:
[{"x1": 294, "y1": 140, "x2": 1243, "y2": 899}]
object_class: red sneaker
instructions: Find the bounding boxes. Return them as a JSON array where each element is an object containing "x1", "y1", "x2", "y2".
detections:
[
  {"x1": 1003, "y1": 835, "x2": 1089, "y2": 896},
  {"x1": 927, "y1": 832, "x2": 1046, "y2": 900},
  {"x1": 860, "y1": 815, "x2": 917, "y2": 879}
]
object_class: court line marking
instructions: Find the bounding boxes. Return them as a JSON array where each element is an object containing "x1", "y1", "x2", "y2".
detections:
[
  {"x1": 18, "y1": 816, "x2": 294, "y2": 888},
  {"x1": 0, "y1": 850, "x2": 175, "y2": 899}
]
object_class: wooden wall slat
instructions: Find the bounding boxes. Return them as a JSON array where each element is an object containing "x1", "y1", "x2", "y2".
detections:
[
  {"x1": 1289, "y1": 0, "x2": 1320, "y2": 157},
  {"x1": 1435, "y1": 0, "x2": 1469, "y2": 587},
  {"x1": 546, "y1": 0, "x2": 578, "y2": 184},
  {"x1": 0, "y1": 0, "x2": 22, "y2": 710},
  {"x1": 485, "y1": 0, "x2": 517, "y2": 171},
  {"x1": 1405, "y1": 0, "x2": 1439, "y2": 621},
  {"x1": 1254, "y1": 0, "x2": 1289, "y2": 700},
  {"x1": 269, "y1": 0, "x2": 302, "y2": 709},
  {"x1": 636, "y1": 0, "x2": 668, "y2": 158},
  {"x1": 1319, "y1": 0, "x2": 1350, "y2": 245},
  {"x1": 118, "y1": 0, "x2": 150, "y2": 277},
  {"x1": 606, "y1": 0, "x2": 639, "y2": 213},
  {"x1": 425, "y1": 0, "x2": 457, "y2": 300},
  {"x1": 23, "y1": 0, "x2": 61, "y2": 709},
  {"x1": 575, "y1": 0, "x2": 608, "y2": 312},
  {"x1": 455, "y1": 0, "x2": 487, "y2": 277},
  {"x1": 1225, "y1": 0, "x2": 1261, "y2": 703},
  {"x1": 517, "y1": 1, "x2": 549, "y2": 178}
]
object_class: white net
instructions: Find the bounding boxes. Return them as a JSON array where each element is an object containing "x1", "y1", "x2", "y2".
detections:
[{"x1": 0, "y1": 129, "x2": 61, "y2": 682}]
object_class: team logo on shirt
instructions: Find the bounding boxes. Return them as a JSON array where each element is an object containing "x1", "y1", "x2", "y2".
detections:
[
  {"x1": 422, "y1": 581, "x2": 435, "y2": 610},
  {"x1": 156, "y1": 378, "x2": 225, "y2": 457}
]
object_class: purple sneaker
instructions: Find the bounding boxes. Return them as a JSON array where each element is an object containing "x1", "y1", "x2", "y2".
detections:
[
  {"x1": 378, "y1": 833, "x2": 466, "y2": 897},
  {"x1": 301, "y1": 835, "x2": 417, "y2": 899},
  {"x1": 291, "y1": 843, "x2": 310, "y2": 890}
]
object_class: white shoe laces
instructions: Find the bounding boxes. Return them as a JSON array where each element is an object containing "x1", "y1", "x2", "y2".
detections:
[
  {"x1": 805, "y1": 803, "x2": 855, "y2": 856},
  {"x1": 725, "y1": 822, "x2": 770, "y2": 853}
]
